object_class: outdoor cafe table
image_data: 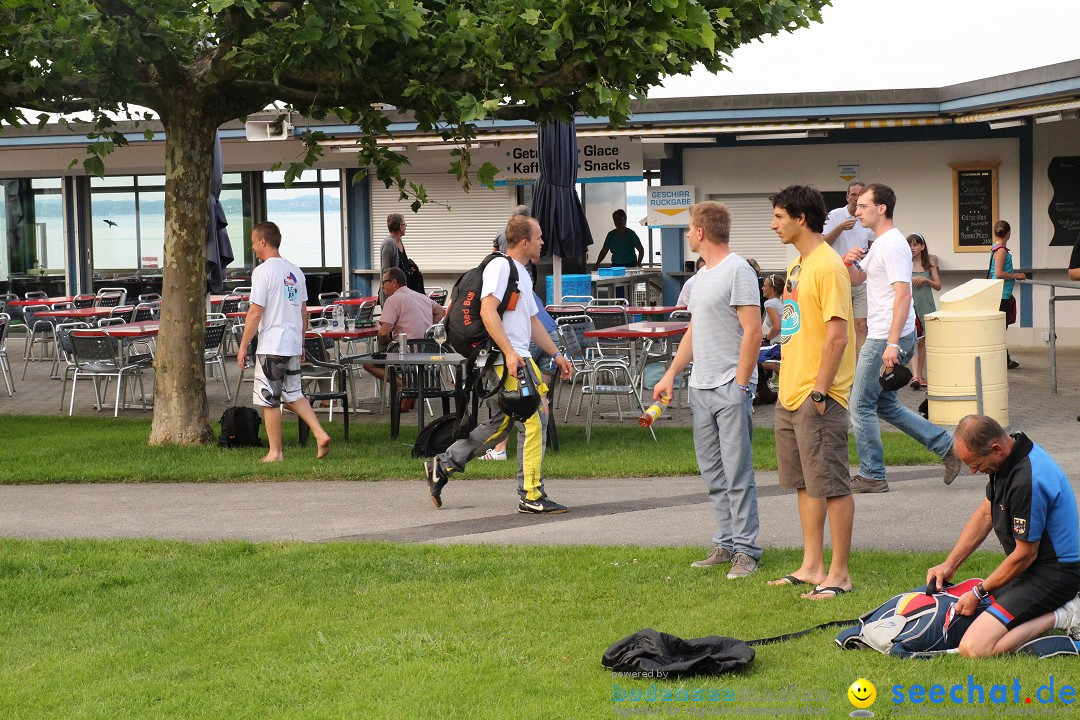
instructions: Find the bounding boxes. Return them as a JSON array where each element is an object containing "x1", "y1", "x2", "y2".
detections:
[
  {"x1": 95, "y1": 320, "x2": 160, "y2": 338},
  {"x1": 7, "y1": 296, "x2": 74, "y2": 308},
  {"x1": 307, "y1": 325, "x2": 379, "y2": 360},
  {"x1": 583, "y1": 320, "x2": 689, "y2": 341},
  {"x1": 226, "y1": 306, "x2": 325, "y2": 319},
  {"x1": 626, "y1": 305, "x2": 686, "y2": 319},
  {"x1": 208, "y1": 293, "x2": 249, "y2": 311},
  {"x1": 349, "y1": 351, "x2": 466, "y2": 438},
  {"x1": 38, "y1": 306, "x2": 135, "y2": 321},
  {"x1": 1024, "y1": 279, "x2": 1080, "y2": 393},
  {"x1": 584, "y1": 320, "x2": 689, "y2": 386},
  {"x1": 332, "y1": 296, "x2": 378, "y2": 306}
]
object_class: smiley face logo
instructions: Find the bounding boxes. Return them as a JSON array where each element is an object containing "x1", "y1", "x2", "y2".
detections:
[{"x1": 848, "y1": 678, "x2": 877, "y2": 709}]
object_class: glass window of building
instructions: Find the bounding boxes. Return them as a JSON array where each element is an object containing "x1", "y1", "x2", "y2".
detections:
[
  {"x1": 90, "y1": 175, "x2": 166, "y2": 271},
  {"x1": 1, "y1": 178, "x2": 65, "y2": 295},
  {"x1": 264, "y1": 169, "x2": 342, "y2": 267},
  {"x1": 89, "y1": 174, "x2": 247, "y2": 273}
]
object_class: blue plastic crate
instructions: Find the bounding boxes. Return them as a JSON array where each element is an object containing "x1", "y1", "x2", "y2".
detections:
[
  {"x1": 546, "y1": 274, "x2": 592, "y2": 305},
  {"x1": 597, "y1": 267, "x2": 626, "y2": 277}
]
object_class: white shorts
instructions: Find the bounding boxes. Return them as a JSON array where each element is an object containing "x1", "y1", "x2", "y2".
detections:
[
  {"x1": 852, "y1": 283, "x2": 868, "y2": 320},
  {"x1": 253, "y1": 354, "x2": 303, "y2": 408}
]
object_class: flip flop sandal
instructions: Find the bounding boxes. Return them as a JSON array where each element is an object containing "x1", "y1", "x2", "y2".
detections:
[
  {"x1": 803, "y1": 585, "x2": 852, "y2": 599},
  {"x1": 769, "y1": 574, "x2": 811, "y2": 586}
]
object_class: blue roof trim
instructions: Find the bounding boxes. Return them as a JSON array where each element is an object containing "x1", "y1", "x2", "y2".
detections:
[
  {"x1": 0, "y1": 130, "x2": 166, "y2": 147},
  {"x1": 939, "y1": 77, "x2": 1080, "y2": 112}
]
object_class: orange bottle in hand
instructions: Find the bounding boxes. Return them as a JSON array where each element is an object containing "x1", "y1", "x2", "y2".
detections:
[{"x1": 640, "y1": 395, "x2": 671, "y2": 428}]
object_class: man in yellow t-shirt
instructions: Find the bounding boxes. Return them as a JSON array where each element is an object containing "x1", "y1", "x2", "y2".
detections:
[{"x1": 765, "y1": 185, "x2": 857, "y2": 601}]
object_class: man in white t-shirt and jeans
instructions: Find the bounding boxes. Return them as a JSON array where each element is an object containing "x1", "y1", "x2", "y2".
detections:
[
  {"x1": 237, "y1": 222, "x2": 330, "y2": 462},
  {"x1": 823, "y1": 180, "x2": 875, "y2": 354},
  {"x1": 424, "y1": 216, "x2": 573, "y2": 513},
  {"x1": 843, "y1": 184, "x2": 958, "y2": 493}
]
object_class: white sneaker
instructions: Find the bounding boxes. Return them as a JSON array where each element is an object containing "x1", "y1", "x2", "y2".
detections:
[
  {"x1": 479, "y1": 448, "x2": 507, "y2": 461},
  {"x1": 1058, "y1": 595, "x2": 1080, "y2": 639}
]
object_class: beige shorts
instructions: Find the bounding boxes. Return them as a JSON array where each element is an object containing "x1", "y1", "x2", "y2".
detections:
[
  {"x1": 253, "y1": 354, "x2": 303, "y2": 408},
  {"x1": 774, "y1": 397, "x2": 852, "y2": 499},
  {"x1": 851, "y1": 283, "x2": 868, "y2": 320}
]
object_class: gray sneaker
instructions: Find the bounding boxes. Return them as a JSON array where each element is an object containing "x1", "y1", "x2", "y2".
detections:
[
  {"x1": 691, "y1": 546, "x2": 733, "y2": 568},
  {"x1": 726, "y1": 552, "x2": 759, "y2": 580},
  {"x1": 942, "y1": 446, "x2": 961, "y2": 485},
  {"x1": 851, "y1": 475, "x2": 889, "y2": 493}
]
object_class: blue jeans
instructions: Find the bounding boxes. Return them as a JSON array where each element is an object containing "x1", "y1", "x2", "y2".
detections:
[
  {"x1": 690, "y1": 380, "x2": 761, "y2": 559},
  {"x1": 850, "y1": 332, "x2": 953, "y2": 480}
]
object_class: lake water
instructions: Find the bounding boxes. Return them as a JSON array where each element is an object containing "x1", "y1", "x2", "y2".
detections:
[{"x1": 88, "y1": 211, "x2": 341, "y2": 270}]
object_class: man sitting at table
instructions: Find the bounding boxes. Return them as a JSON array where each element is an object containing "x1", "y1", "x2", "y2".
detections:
[{"x1": 362, "y1": 267, "x2": 445, "y2": 384}]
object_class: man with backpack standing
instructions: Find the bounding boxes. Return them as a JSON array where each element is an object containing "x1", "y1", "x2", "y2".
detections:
[{"x1": 425, "y1": 216, "x2": 573, "y2": 513}]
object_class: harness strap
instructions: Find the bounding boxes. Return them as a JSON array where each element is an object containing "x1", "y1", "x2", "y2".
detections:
[{"x1": 746, "y1": 619, "x2": 860, "y2": 647}]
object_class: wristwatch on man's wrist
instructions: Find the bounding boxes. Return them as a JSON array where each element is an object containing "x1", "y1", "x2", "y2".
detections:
[{"x1": 810, "y1": 391, "x2": 827, "y2": 403}]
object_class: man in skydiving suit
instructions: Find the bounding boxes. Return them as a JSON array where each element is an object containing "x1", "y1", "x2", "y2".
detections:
[{"x1": 927, "y1": 414, "x2": 1080, "y2": 657}]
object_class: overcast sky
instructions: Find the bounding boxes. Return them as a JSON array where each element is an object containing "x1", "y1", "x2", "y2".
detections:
[{"x1": 652, "y1": 0, "x2": 1080, "y2": 97}]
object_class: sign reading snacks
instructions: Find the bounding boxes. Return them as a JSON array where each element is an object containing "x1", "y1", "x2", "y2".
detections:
[
  {"x1": 951, "y1": 162, "x2": 999, "y2": 253},
  {"x1": 647, "y1": 185, "x2": 695, "y2": 228},
  {"x1": 476, "y1": 137, "x2": 642, "y2": 185}
]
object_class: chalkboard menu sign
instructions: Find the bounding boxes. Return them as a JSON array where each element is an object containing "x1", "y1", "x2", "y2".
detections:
[
  {"x1": 951, "y1": 163, "x2": 999, "y2": 252},
  {"x1": 1048, "y1": 156, "x2": 1080, "y2": 247}
]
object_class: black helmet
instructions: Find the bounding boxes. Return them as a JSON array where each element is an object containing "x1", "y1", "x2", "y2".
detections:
[{"x1": 498, "y1": 364, "x2": 542, "y2": 422}]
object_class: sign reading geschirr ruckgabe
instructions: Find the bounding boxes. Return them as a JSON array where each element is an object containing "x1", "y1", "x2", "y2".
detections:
[{"x1": 647, "y1": 185, "x2": 695, "y2": 227}]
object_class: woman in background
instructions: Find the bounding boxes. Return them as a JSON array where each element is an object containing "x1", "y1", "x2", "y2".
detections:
[
  {"x1": 908, "y1": 233, "x2": 940, "y2": 390},
  {"x1": 754, "y1": 273, "x2": 785, "y2": 405},
  {"x1": 989, "y1": 220, "x2": 1025, "y2": 369},
  {"x1": 761, "y1": 273, "x2": 784, "y2": 344}
]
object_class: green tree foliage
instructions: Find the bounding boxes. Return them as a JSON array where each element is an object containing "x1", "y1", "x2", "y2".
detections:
[{"x1": 0, "y1": 0, "x2": 827, "y2": 444}]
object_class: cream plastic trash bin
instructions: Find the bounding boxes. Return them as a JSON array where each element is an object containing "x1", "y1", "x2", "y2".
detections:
[
  {"x1": 938, "y1": 278, "x2": 1003, "y2": 312},
  {"x1": 925, "y1": 279, "x2": 1007, "y2": 427}
]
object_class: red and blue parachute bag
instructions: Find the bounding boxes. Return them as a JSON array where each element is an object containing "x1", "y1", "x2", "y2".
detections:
[{"x1": 835, "y1": 579, "x2": 989, "y2": 658}]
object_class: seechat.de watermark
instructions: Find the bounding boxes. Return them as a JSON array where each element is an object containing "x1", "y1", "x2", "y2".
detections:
[{"x1": 890, "y1": 675, "x2": 1077, "y2": 709}]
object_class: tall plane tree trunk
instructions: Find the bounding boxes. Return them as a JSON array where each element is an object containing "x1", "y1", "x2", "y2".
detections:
[{"x1": 148, "y1": 108, "x2": 216, "y2": 445}]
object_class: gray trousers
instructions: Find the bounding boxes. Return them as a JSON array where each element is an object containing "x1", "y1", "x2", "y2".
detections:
[
  {"x1": 436, "y1": 363, "x2": 549, "y2": 502},
  {"x1": 690, "y1": 381, "x2": 761, "y2": 559}
]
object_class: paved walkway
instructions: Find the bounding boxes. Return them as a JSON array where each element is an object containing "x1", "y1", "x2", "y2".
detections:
[{"x1": 1, "y1": 343, "x2": 1078, "y2": 552}]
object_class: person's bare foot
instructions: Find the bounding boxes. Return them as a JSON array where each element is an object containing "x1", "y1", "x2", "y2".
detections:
[
  {"x1": 316, "y1": 435, "x2": 331, "y2": 459},
  {"x1": 261, "y1": 453, "x2": 284, "y2": 463},
  {"x1": 801, "y1": 576, "x2": 853, "y2": 600},
  {"x1": 767, "y1": 569, "x2": 825, "y2": 587}
]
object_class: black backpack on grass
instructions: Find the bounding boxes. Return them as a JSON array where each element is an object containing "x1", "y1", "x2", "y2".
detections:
[
  {"x1": 219, "y1": 406, "x2": 263, "y2": 448},
  {"x1": 445, "y1": 252, "x2": 519, "y2": 356}
]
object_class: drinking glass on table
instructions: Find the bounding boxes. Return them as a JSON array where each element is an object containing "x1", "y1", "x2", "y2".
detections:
[{"x1": 432, "y1": 323, "x2": 447, "y2": 352}]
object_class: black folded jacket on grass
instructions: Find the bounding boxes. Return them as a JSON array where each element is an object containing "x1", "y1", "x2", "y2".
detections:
[{"x1": 602, "y1": 628, "x2": 755, "y2": 677}]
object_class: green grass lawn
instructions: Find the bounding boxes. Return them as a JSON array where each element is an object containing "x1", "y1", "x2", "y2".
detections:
[
  {"x1": 1, "y1": 541, "x2": 1074, "y2": 719},
  {"x1": 0, "y1": 414, "x2": 939, "y2": 483}
]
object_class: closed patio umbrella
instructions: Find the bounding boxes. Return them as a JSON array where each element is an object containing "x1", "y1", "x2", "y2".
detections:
[
  {"x1": 206, "y1": 130, "x2": 235, "y2": 294},
  {"x1": 531, "y1": 119, "x2": 592, "y2": 303}
]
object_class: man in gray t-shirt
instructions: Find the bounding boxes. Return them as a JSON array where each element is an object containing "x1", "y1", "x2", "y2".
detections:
[{"x1": 654, "y1": 201, "x2": 763, "y2": 579}]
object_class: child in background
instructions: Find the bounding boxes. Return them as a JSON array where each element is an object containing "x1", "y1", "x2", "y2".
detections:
[{"x1": 908, "y1": 233, "x2": 941, "y2": 390}]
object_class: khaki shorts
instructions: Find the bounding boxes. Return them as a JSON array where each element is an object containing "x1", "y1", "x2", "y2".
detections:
[
  {"x1": 774, "y1": 396, "x2": 851, "y2": 499},
  {"x1": 253, "y1": 354, "x2": 303, "y2": 408},
  {"x1": 851, "y1": 283, "x2": 868, "y2": 320}
]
